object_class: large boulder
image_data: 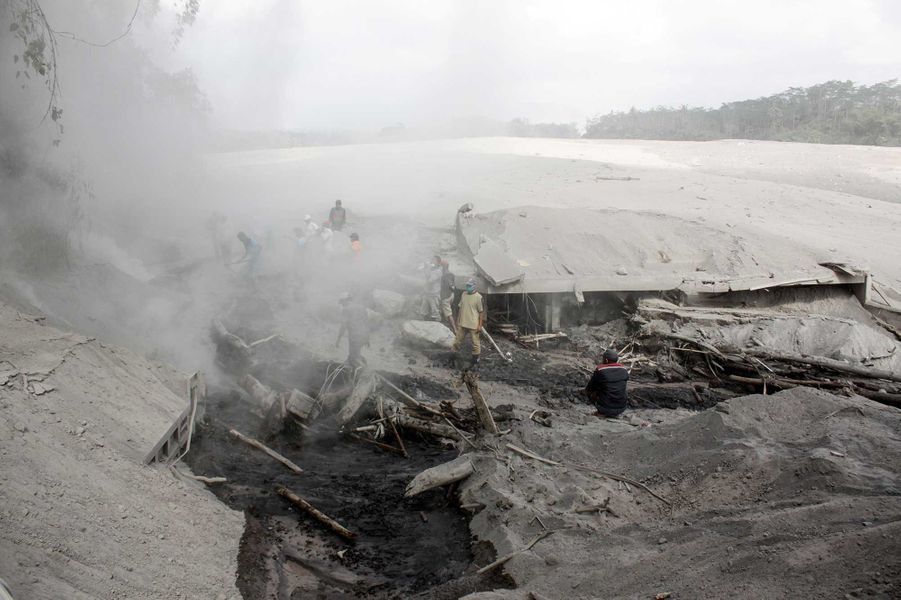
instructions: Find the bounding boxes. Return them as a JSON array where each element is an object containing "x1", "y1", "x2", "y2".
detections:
[
  {"x1": 372, "y1": 289, "x2": 406, "y2": 317},
  {"x1": 401, "y1": 320, "x2": 455, "y2": 349}
]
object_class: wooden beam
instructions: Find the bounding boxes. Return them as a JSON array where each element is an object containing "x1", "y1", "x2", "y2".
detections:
[{"x1": 228, "y1": 428, "x2": 303, "y2": 474}]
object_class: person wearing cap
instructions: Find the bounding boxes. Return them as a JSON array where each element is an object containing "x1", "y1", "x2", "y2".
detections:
[
  {"x1": 585, "y1": 349, "x2": 629, "y2": 418},
  {"x1": 303, "y1": 214, "x2": 320, "y2": 237},
  {"x1": 452, "y1": 279, "x2": 484, "y2": 369},
  {"x1": 335, "y1": 292, "x2": 370, "y2": 367},
  {"x1": 329, "y1": 200, "x2": 347, "y2": 231}
]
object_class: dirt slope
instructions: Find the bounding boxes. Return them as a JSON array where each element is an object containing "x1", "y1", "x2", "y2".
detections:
[
  {"x1": 457, "y1": 388, "x2": 901, "y2": 599},
  {"x1": 0, "y1": 300, "x2": 243, "y2": 599}
]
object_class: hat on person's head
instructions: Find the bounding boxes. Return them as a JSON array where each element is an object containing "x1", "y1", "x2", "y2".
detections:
[
  {"x1": 602, "y1": 348, "x2": 619, "y2": 363},
  {"x1": 304, "y1": 214, "x2": 312, "y2": 221},
  {"x1": 338, "y1": 292, "x2": 351, "y2": 304},
  {"x1": 465, "y1": 278, "x2": 476, "y2": 292}
]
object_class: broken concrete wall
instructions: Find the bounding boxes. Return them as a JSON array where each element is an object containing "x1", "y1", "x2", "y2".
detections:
[{"x1": 0, "y1": 301, "x2": 243, "y2": 599}]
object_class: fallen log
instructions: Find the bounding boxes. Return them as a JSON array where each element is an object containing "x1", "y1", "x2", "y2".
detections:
[
  {"x1": 404, "y1": 455, "x2": 474, "y2": 497},
  {"x1": 211, "y1": 319, "x2": 253, "y2": 368},
  {"x1": 336, "y1": 368, "x2": 380, "y2": 425},
  {"x1": 649, "y1": 331, "x2": 728, "y2": 360},
  {"x1": 229, "y1": 428, "x2": 303, "y2": 474},
  {"x1": 463, "y1": 371, "x2": 499, "y2": 434},
  {"x1": 394, "y1": 411, "x2": 462, "y2": 441},
  {"x1": 727, "y1": 374, "x2": 846, "y2": 389},
  {"x1": 276, "y1": 486, "x2": 356, "y2": 540},
  {"x1": 238, "y1": 374, "x2": 279, "y2": 415},
  {"x1": 649, "y1": 329, "x2": 901, "y2": 383},
  {"x1": 259, "y1": 396, "x2": 288, "y2": 439},
  {"x1": 376, "y1": 373, "x2": 444, "y2": 418},
  {"x1": 741, "y1": 348, "x2": 901, "y2": 383},
  {"x1": 851, "y1": 388, "x2": 901, "y2": 408}
]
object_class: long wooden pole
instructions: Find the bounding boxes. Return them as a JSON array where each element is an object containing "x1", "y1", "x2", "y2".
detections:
[
  {"x1": 481, "y1": 327, "x2": 512, "y2": 362},
  {"x1": 228, "y1": 428, "x2": 303, "y2": 474},
  {"x1": 464, "y1": 371, "x2": 499, "y2": 434},
  {"x1": 276, "y1": 486, "x2": 356, "y2": 540},
  {"x1": 376, "y1": 373, "x2": 444, "y2": 417}
]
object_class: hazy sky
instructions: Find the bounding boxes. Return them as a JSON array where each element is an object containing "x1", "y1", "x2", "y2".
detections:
[{"x1": 169, "y1": 0, "x2": 901, "y2": 131}]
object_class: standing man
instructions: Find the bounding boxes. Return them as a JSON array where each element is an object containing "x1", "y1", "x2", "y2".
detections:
[
  {"x1": 452, "y1": 279, "x2": 484, "y2": 369},
  {"x1": 585, "y1": 349, "x2": 629, "y2": 418},
  {"x1": 234, "y1": 231, "x2": 262, "y2": 283},
  {"x1": 336, "y1": 292, "x2": 370, "y2": 368},
  {"x1": 423, "y1": 255, "x2": 443, "y2": 321},
  {"x1": 439, "y1": 258, "x2": 456, "y2": 330},
  {"x1": 329, "y1": 200, "x2": 347, "y2": 231}
]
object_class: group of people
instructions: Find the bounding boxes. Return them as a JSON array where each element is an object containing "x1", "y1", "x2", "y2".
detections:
[
  {"x1": 227, "y1": 203, "x2": 630, "y2": 420},
  {"x1": 293, "y1": 200, "x2": 360, "y2": 263},
  {"x1": 227, "y1": 200, "x2": 362, "y2": 285},
  {"x1": 335, "y1": 262, "x2": 628, "y2": 418}
]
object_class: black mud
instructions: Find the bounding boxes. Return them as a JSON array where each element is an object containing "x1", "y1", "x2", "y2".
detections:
[{"x1": 186, "y1": 389, "x2": 477, "y2": 599}]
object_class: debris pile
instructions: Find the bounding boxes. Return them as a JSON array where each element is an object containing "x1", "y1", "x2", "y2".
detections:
[{"x1": 634, "y1": 297, "x2": 901, "y2": 407}]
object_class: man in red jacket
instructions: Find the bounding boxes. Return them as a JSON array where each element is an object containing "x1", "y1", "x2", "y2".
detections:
[{"x1": 585, "y1": 349, "x2": 629, "y2": 418}]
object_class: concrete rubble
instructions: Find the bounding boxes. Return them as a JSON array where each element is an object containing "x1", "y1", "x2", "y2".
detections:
[{"x1": 400, "y1": 319, "x2": 456, "y2": 349}]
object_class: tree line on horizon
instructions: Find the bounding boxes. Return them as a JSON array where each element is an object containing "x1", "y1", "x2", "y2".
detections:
[{"x1": 584, "y1": 80, "x2": 901, "y2": 146}]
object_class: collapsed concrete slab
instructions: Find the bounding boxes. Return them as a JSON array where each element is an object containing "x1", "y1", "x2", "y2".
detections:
[{"x1": 455, "y1": 206, "x2": 866, "y2": 295}]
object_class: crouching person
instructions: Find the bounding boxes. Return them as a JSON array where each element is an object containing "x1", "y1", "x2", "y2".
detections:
[{"x1": 585, "y1": 349, "x2": 629, "y2": 418}]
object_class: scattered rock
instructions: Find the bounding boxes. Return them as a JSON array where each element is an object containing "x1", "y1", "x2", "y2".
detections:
[
  {"x1": 371, "y1": 289, "x2": 406, "y2": 317},
  {"x1": 400, "y1": 320, "x2": 455, "y2": 349}
]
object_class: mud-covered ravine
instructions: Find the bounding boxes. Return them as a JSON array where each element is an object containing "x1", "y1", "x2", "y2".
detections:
[{"x1": 186, "y1": 387, "x2": 479, "y2": 599}]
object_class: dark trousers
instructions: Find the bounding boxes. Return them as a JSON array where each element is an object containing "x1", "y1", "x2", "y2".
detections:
[{"x1": 347, "y1": 335, "x2": 367, "y2": 368}]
